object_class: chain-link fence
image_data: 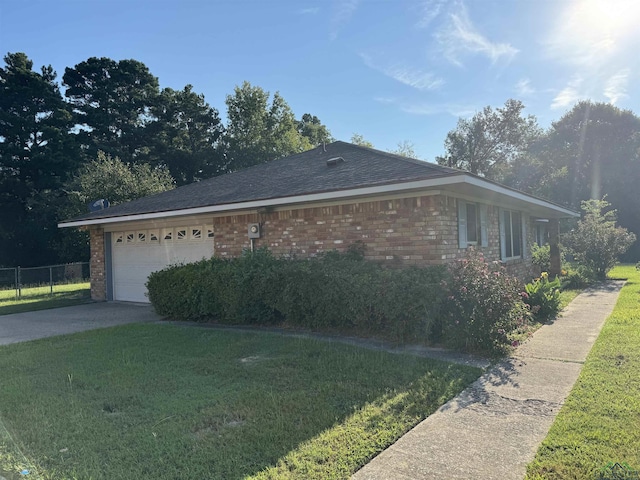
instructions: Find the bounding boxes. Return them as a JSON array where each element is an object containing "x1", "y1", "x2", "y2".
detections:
[{"x1": 0, "y1": 263, "x2": 90, "y2": 300}]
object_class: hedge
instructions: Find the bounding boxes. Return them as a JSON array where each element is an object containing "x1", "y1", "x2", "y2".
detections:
[{"x1": 147, "y1": 248, "x2": 446, "y2": 344}]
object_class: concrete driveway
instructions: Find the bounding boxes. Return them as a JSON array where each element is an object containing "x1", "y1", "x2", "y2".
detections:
[{"x1": 0, "y1": 302, "x2": 161, "y2": 346}]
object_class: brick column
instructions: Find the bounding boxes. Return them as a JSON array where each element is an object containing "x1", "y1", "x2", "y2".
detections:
[{"x1": 89, "y1": 227, "x2": 106, "y2": 301}]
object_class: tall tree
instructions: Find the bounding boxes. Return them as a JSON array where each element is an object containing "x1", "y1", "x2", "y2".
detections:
[
  {"x1": 63, "y1": 57, "x2": 160, "y2": 163},
  {"x1": 297, "y1": 113, "x2": 333, "y2": 146},
  {"x1": 224, "y1": 81, "x2": 311, "y2": 170},
  {"x1": 148, "y1": 85, "x2": 225, "y2": 185},
  {"x1": 436, "y1": 99, "x2": 541, "y2": 181},
  {"x1": 536, "y1": 101, "x2": 640, "y2": 259},
  {"x1": 0, "y1": 52, "x2": 79, "y2": 266}
]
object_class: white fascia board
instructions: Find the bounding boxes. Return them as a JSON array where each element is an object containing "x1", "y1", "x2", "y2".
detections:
[
  {"x1": 58, "y1": 173, "x2": 577, "y2": 228},
  {"x1": 461, "y1": 176, "x2": 579, "y2": 217}
]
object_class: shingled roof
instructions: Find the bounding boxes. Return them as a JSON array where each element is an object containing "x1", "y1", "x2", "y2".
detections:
[{"x1": 64, "y1": 141, "x2": 463, "y2": 223}]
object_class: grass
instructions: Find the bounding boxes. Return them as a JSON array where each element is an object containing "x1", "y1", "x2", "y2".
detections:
[
  {"x1": 0, "y1": 283, "x2": 90, "y2": 316},
  {"x1": 525, "y1": 264, "x2": 640, "y2": 479},
  {"x1": 0, "y1": 323, "x2": 481, "y2": 480}
]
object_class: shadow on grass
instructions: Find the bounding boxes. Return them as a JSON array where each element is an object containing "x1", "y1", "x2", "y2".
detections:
[
  {"x1": 0, "y1": 324, "x2": 481, "y2": 480},
  {"x1": 0, "y1": 290, "x2": 90, "y2": 316}
]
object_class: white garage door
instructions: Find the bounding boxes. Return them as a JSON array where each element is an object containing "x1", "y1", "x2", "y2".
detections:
[{"x1": 111, "y1": 225, "x2": 214, "y2": 302}]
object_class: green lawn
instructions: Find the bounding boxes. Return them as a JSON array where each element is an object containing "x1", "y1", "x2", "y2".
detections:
[
  {"x1": 526, "y1": 264, "x2": 640, "y2": 479},
  {"x1": 0, "y1": 283, "x2": 90, "y2": 316},
  {"x1": 0, "y1": 323, "x2": 481, "y2": 480}
]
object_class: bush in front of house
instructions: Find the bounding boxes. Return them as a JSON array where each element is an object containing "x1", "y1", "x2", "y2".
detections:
[
  {"x1": 440, "y1": 248, "x2": 531, "y2": 355},
  {"x1": 522, "y1": 272, "x2": 562, "y2": 320},
  {"x1": 148, "y1": 245, "x2": 532, "y2": 355},
  {"x1": 564, "y1": 198, "x2": 636, "y2": 280},
  {"x1": 147, "y1": 247, "x2": 447, "y2": 344}
]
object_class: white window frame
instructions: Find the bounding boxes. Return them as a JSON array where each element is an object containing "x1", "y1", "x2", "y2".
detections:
[
  {"x1": 500, "y1": 209, "x2": 527, "y2": 260},
  {"x1": 458, "y1": 201, "x2": 488, "y2": 248}
]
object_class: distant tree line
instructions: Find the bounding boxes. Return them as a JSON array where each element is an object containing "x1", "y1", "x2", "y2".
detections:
[
  {"x1": 1, "y1": 52, "x2": 638, "y2": 266},
  {"x1": 0, "y1": 53, "x2": 332, "y2": 267}
]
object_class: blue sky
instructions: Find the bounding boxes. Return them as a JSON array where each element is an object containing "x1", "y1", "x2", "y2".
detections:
[{"x1": 1, "y1": 0, "x2": 639, "y2": 161}]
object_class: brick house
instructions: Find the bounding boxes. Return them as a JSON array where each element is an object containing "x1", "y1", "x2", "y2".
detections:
[{"x1": 60, "y1": 142, "x2": 577, "y2": 303}]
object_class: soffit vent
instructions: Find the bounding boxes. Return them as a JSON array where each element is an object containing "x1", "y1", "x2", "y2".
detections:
[{"x1": 326, "y1": 156, "x2": 345, "y2": 166}]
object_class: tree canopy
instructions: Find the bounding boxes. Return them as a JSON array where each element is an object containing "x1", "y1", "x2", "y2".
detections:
[
  {"x1": 63, "y1": 57, "x2": 160, "y2": 163},
  {"x1": 224, "y1": 81, "x2": 313, "y2": 171},
  {"x1": 0, "y1": 53, "x2": 79, "y2": 266},
  {"x1": 147, "y1": 85, "x2": 225, "y2": 185},
  {"x1": 436, "y1": 99, "x2": 541, "y2": 182}
]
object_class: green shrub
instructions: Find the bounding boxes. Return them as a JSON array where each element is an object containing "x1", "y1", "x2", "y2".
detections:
[
  {"x1": 147, "y1": 247, "x2": 447, "y2": 345},
  {"x1": 560, "y1": 266, "x2": 591, "y2": 289},
  {"x1": 564, "y1": 198, "x2": 636, "y2": 280},
  {"x1": 523, "y1": 272, "x2": 562, "y2": 320},
  {"x1": 440, "y1": 248, "x2": 531, "y2": 356},
  {"x1": 530, "y1": 243, "x2": 551, "y2": 272}
]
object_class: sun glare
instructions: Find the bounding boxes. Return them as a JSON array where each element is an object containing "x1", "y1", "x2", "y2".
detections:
[{"x1": 572, "y1": 0, "x2": 638, "y2": 43}]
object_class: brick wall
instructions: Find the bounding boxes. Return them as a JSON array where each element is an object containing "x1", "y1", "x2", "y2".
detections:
[
  {"x1": 213, "y1": 195, "x2": 535, "y2": 279},
  {"x1": 89, "y1": 227, "x2": 106, "y2": 301}
]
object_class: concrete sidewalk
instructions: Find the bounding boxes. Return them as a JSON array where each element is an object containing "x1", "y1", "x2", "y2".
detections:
[{"x1": 353, "y1": 281, "x2": 624, "y2": 480}]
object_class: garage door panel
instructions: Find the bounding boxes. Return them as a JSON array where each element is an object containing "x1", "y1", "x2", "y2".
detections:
[{"x1": 112, "y1": 235, "x2": 214, "y2": 303}]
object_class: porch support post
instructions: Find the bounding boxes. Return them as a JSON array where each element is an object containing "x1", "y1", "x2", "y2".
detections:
[{"x1": 549, "y1": 218, "x2": 561, "y2": 277}]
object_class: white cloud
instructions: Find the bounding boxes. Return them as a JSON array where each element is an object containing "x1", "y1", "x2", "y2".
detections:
[
  {"x1": 435, "y1": 3, "x2": 518, "y2": 67},
  {"x1": 551, "y1": 77, "x2": 585, "y2": 110},
  {"x1": 400, "y1": 102, "x2": 476, "y2": 118},
  {"x1": 417, "y1": 0, "x2": 448, "y2": 28},
  {"x1": 603, "y1": 69, "x2": 630, "y2": 104},
  {"x1": 298, "y1": 7, "x2": 320, "y2": 15},
  {"x1": 360, "y1": 54, "x2": 444, "y2": 91},
  {"x1": 330, "y1": 0, "x2": 359, "y2": 40},
  {"x1": 515, "y1": 78, "x2": 534, "y2": 97}
]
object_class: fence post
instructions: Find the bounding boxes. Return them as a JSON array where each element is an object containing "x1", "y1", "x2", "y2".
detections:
[
  {"x1": 17, "y1": 266, "x2": 21, "y2": 298},
  {"x1": 14, "y1": 267, "x2": 18, "y2": 301},
  {"x1": 50, "y1": 266, "x2": 53, "y2": 296}
]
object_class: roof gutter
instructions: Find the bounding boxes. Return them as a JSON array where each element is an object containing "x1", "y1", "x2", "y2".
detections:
[{"x1": 58, "y1": 174, "x2": 577, "y2": 228}]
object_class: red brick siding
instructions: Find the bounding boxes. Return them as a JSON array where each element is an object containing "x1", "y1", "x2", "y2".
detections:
[
  {"x1": 212, "y1": 195, "x2": 535, "y2": 279},
  {"x1": 89, "y1": 227, "x2": 106, "y2": 301}
]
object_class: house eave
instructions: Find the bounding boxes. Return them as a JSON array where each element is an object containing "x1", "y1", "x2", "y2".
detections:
[{"x1": 58, "y1": 173, "x2": 578, "y2": 228}]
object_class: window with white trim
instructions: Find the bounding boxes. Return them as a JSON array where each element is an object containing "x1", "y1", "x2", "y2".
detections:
[
  {"x1": 458, "y1": 201, "x2": 488, "y2": 248},
  {"x1": 191, "y1": 227, "x2": 202, "y2": 240},
  {"x1": 501, "y1": 209, "x2": 523, "y2": 260},
  {"x1": 163, "y1": 229, "x2": 173, "y2": 241},
  {"x1": 114, "y1": 233, "x2": 124, "y2": 244},
  {"x1": 149, "y1": 230, "x2": 159, "y2": 243},
  {"x1": 206, "y1": 225, "x2": 214, "y2": 239},
  {"x1": 137, "y1": 231, "x2": 146, "y2": 243},
  {"x1": 176, "y1": 229, "x2": 187, "y2": 240},
  {"x1": 126, "y1": 232, "x2": 135, "y2": 243}
]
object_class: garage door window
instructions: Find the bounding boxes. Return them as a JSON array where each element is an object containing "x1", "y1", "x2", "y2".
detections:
[
  {"x1": 163, "y1": 229, "x2": 173, "y2": 241},
  {"x1": 126, "y1": 232, "x2": 135, "y2": 243},
  {"x1": 191, "y1": 228, "x2": 202, "y2": 240},
  {"x1": 114, "y1": 233, "x2": 123, "y2": 244},
  {"x1": 149, "y1": 231, "x2": 159, "y2": 243},
  {"x1": 137, "y1": 232, "x2": 146, "y2": 242},
  {"x1": 206, "y1": 225, "x2": 214, "y2": 238},
  {"x1": 177, "y1": 229, "x2": 187, "y2": 240}
]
